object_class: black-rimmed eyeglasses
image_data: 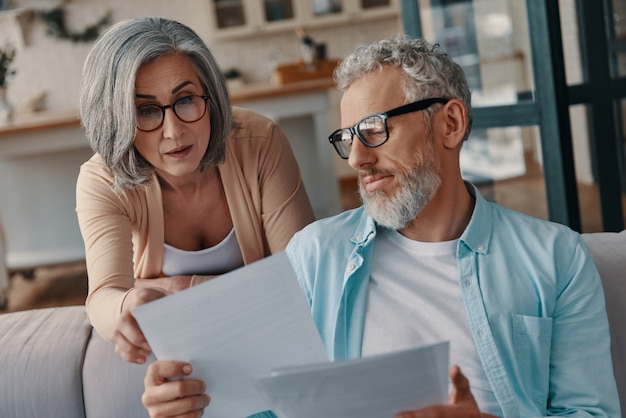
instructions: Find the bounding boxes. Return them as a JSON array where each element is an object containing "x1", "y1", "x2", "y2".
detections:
[
  {"x1": 328, "y1": 97, "x2": 450, "y2": 159},
  {"x1": 136, "y1": 95, "x2": 209, "y2": 132}
]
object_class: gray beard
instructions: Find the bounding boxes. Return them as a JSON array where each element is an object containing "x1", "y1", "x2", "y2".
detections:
[{"x1": 359, "y1": 158, "x2": 441, "y2": 230}]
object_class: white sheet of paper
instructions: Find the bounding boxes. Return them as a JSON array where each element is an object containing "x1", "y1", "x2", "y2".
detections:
[
  {"x1": 133, "y1": 252, "x2": 329, "y2": 418},
  {"x1": 255, "y1": 341, "x2": 449, "y2": 418}
]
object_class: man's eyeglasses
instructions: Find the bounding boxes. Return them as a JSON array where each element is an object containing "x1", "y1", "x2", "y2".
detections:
[
  {"x1": 327, "y1": 97, "x2": 449, "y2": 159},
  {"x1": 136, "y1": 95, "x2": 209, "y2": 132}
]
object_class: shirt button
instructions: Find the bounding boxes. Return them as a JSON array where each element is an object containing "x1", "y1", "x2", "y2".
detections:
[
  {"x1": 348, "y1": 263, "x2": 356, "y2": 272},
  {"x1": 477, "y1": 245, "x2": 485, "y2": 251},
  {"x1": 355, "y1": 235, "x2": 363, "y2": 242},
  {"x1": 464, "y1": 279, "x2": 472, "y2": 287},
  {"x1": 478, "y1": 328, "x2": 486, "y2": 339}
]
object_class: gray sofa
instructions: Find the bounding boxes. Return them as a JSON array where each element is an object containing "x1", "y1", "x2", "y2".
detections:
[{"x1": 0, "y1": 231, "x2": 624, "y2": 417}]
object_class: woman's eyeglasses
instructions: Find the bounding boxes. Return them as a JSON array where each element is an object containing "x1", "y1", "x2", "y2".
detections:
[{"x1": 136, "y1": 95, "x2": 209, "y2": 132}]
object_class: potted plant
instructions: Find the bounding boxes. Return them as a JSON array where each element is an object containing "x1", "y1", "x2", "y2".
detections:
[
  {"x1": 0, "y1": 42, "x2": 16, "y2": 125},
  {"x1": 223, "y1": 67, "x2": 244, "y2": 90}
]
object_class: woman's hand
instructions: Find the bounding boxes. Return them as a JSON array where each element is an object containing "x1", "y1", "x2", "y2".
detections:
[
  {"x1": 143, "y1": 361, "x2": 210, "y2": 418},
  {"x1": 114, "y1": 275, "x2": 217, "y2": 364},
  {"x1": 134, "y1": 274, "x2": 218, "y2": 293},
  {"x1": 113, "y1": 287, "x2": 169, "y2": 364},
  {"x1": 395, "y1": 365, "x2": 497, "y2": 418},
  {"x1": 134, "y1": 275, "x2": 194, "y2": 293}
]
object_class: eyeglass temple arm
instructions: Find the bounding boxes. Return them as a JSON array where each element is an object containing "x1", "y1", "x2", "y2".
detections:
[{"x1": 384, "y1": 97, "x2": 450, "y2": 118}]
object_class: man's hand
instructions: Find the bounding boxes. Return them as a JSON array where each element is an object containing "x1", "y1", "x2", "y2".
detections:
[
  {"x1": 395, "y1": 365, "x2": 497, "y2": 418},
  {"x1": 113, "y1": 287, "x2": 168, "y2": 364},
  {"x1": 143, "y1": 361, "x2": 210, "y2": 418}
]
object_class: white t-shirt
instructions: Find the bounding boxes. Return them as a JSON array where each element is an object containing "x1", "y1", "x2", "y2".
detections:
[{"x1": 362, "y1": 227, "x2": 500, "y2": 414}]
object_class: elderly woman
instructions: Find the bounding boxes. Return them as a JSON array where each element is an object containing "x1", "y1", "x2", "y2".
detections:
[{"x1": 76, "y1": 17, "x2": 314, "y2": 365}]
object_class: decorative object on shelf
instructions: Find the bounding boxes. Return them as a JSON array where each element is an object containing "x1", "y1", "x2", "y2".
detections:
[
  {"x1": 272, "y1": 59, "x2": 339, "y2": 85},
  {"x1": 295, "y1": 27, "x2": 317, "y2": 69},
  {"x1": 0, "y1": 85, "x2": 14, "y2": 126},
  {"x1": 22, "y1": 91, "x2": 47, "y2": 114},
  {"x1": 223, "y1": 67, "x2": 244, "y2": 90},
  {"x1": 0, "y1": 41, "x2": 15, "y2": 87},
  {"x1": 36, "y1": 7, "x2": 111, "y2": 43},
  {"x1": 0, "y1": 42, "x2": 16, "y2": 126}
]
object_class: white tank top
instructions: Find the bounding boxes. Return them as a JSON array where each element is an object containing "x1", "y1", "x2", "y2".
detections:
[
  {"x1": 362, "y1": 227, "x2": 501, "y2": 416},
  {"x1": 162, "y1": 228, "x2": 244, "y2": 276}
]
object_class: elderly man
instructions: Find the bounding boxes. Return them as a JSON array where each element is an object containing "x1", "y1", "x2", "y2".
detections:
[{"x1": 141, "y1": 35, "x2": 620, "y2": 417}]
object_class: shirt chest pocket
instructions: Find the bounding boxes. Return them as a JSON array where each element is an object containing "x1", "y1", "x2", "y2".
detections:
[{"x1": 512, "y1": 314, "x2": 553, "y2": 405}]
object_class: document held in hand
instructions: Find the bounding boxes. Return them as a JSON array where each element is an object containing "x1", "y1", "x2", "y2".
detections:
[
  {"x1": 256, "y1": 341, "x2": 449, "y2": 418},
  {"x1": 133, "y1": 252, "x2": 329, "y2": 417},
  {"x1": 133, "y1": 252, "x2": 449, "y2": 418}
]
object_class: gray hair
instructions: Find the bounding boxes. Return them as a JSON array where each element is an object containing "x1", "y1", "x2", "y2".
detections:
[
  {"x1": 334, "y1": 34, "x2": 472, "y2": 141},
  {"x1": 79, "y1": 17, "x2": 232, "y2": 190}
]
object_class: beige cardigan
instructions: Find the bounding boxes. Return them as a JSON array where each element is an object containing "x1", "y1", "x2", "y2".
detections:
[{"x1": 76, "y1": 108, "x2": 315, "y2": 340}]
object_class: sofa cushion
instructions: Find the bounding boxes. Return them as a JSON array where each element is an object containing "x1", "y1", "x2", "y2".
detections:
[
  {"x1": 0, "y1": 305, "x2": 91, "y2": 418},
  {"x1": 582, "y1": 231, "x2": 626, "y2": 415},
  {"x1": 82, "y1": 330, "x2": 150, "y2": 417}
]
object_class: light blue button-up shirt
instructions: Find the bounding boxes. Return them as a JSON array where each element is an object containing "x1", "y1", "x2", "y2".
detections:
[{"x1": 280, "y1": 185, "x2": 620, "y2": 417}]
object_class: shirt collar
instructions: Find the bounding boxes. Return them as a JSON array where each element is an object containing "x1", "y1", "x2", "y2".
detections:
[
  {"x1": 460, "y1": 182, "x2": 492, "y2": 254},
  {"x1": 350, "y1": 207, "x2": 377, "y2": 245}
]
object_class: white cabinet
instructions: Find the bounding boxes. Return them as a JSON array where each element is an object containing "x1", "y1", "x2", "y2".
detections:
[
  {"x1": 0, "y1": 114, "x2": 91, "y2": 271},
  {"x1": 207, "y1": 0, "x2": 399, "y2": 38},
  {"x1": 209, "y1": 0, "x2": 296, "y2": 37},
  {"x1": 233, "y1": 86, "x2": 342, "y2": 218}
]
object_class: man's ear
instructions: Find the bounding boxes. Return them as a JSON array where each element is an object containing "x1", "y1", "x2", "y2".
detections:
[{"x1": 438, "y1": 99, "x2": 468, "y2": 149}]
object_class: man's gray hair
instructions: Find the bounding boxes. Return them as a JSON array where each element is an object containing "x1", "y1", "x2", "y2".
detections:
[
  {"x1": 334, "y1": 34, "x2": 472, "y2": 140},
  {"x1": 79, "y1": 17, "x2": 232, "y2": 190}
]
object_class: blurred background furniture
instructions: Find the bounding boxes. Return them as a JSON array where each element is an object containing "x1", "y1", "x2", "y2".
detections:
[{"x1": 0, "y1": 112, "x2": 89, "y2": 274}]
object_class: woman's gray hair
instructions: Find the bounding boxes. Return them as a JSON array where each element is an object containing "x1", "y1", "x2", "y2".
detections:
[
  {"x1": 334, "y1": 34, "x2": 472, "y2": 141},
  {"x1": 79, "y1": 17, "x2": 232, "y2": 190}
]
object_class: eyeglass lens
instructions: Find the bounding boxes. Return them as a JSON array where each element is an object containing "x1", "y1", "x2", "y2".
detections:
[
  {"x1": 358, "y1": 117, "x2": 387, "y2": 145},
  {"x1": 136, "y1": 95, "x2": 207, "y2": 132},
  {"x1": 329, "y1": 115, "x2": 387, "y2": 159},
  {"x1": 328, "y1": 97, "x2": 449, "y2": 159}
]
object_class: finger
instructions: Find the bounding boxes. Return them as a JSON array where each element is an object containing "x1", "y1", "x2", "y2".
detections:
[
  {"x1": 113, "y1": 317, "x2": 151, "y2": 364},
  {"x1": 448, "y1": 365, "x2": 473, "y2": 404},
  {"x1": 134, "y1": 287, "x2": 168, "y2": 305},
  {"x1": 145, "y1": 361, "x2": 194, "y2": 386},
  {"x1": 143, "y1": 362, "x2": 209, "y2": 417},
  {"x1": 118, "y1": 311, "x2": 151, "y2": 349},
  {"x1": 125, "y1": 287, "x2": 168, "y2": 314},
  {"x1": 395, "y1": 366, "x2": 480, "y2": 418},
  {"x1": 143, "y1": 393, "x2": 209, "y2": 418},
  {"x1": 144, "y1": 378, "x2": 208, "y2": 403},
  {"x1": 112, "y1": 331, "x2": 149, "y2": 364}
]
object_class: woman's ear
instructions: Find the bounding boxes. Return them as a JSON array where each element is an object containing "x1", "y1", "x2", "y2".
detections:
[{"x1": 438, "y1": 99, "x2": 468, "y2": 149}]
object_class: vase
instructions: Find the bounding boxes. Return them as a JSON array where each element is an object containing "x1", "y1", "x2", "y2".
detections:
[{"x1": 0, "y1": 86, "x2": 14, "y2": 126}]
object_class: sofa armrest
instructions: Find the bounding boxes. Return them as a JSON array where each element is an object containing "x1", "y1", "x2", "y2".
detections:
[
  {"x1": 0, "y1": 306, "x2": 92, "y2": 418},
  {"x1": 82, "y1": 329, "x2": 150, "y2": 417}
]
